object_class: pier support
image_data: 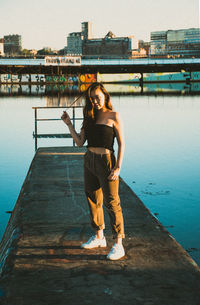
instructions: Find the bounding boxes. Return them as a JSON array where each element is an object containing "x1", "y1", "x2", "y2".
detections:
[{"x1": 139, "y1": 72, "x2": 144, "y2": 93}]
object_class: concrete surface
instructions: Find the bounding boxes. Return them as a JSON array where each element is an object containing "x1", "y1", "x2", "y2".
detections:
[{"x1": 0, "y1": 146, "x2": 199, "y2": 305}]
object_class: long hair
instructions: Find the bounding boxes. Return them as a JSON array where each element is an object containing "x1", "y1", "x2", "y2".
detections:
[{"x1": 82, "y1": 82, "x2": 112, "y2": 130}]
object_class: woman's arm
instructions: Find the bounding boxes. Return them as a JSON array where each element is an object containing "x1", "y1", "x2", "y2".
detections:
[
  {"x1": 61, "y1": 111, "x2": 86, "y2": 147},
  {"x1": 108, "y1": 112, "x2": 125, "y2": 181}
]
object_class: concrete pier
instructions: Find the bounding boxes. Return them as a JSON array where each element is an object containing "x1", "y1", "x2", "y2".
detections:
[{"x1": 0, "y1": 146, "x2": 199, "y2": 305}]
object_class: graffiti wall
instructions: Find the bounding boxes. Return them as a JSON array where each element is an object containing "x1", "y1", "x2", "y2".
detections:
[{"x1": 0, "y1": 73, "x2": 97, "y2": 84}]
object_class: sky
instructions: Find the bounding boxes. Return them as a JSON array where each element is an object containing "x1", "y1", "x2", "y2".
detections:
[{"x1": 0, "y1": 0, "x2": 199, "y2": 50}]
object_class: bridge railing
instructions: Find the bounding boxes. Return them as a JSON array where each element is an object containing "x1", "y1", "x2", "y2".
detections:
[{"x1": 32, "y1": 106, "x2": 83, "y2": 151}]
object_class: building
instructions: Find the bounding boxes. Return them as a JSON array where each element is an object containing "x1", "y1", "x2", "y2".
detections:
[
  {"x1": 66, "y1": 22, "x2": 138, "y2": 58},
  {"x1": 83, "y1": 31, "x2": 137, "y2": 58},
  {"x1": 81, "y1": 21, "x2": 93, "y2": 40},
  {"x1": 3, "y1": 34, "x2": 22, "y2": 55},
  {"x1": 29, "y1": 49, "x2": 37, "y2": 56},
  {"x1": 167, "y1": 28, "x2": 200, "y2": 57},
  {"x1": 138, "y1": 40, "x2": 150, "y2": 56},
  {"x1": 67, "y1": 32, "x2": 83, "y2": 55},
  {"x1": 150, "y1": 31, "x2": 167, "y2": 57},
  {"x1": 150, "y1": 28, "x2": 200, "y2": 57},
  {"x1": 0, "y1": 38, "x2": 4, "y2": 56},
  {"x1": 66, "y1": 22, "x2": 92, "y2": 55}
]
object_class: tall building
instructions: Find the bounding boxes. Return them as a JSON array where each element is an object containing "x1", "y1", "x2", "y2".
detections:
[
  {"x1": 0, "y1": 38, "x2": 4, "y2": 56},
  {"x1": 150, "y1": 28, "x2": 200, "y2": 57},
  {"x1": 66, "y1": 22, "x2": 92, "y2": 55},
  {"x1": 3, "y1": 34, "x2": 22, "y2": 55},
  {"x1": 81, "y1": 22, "x2": 93, "y2": 40}
]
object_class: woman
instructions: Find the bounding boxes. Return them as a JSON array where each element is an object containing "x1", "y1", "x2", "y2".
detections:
[{"x1": 61, "y1": 82, "x2": 125, "y2": 260}]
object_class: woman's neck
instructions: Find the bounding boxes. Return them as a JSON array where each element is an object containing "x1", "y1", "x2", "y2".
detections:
[{"x1": 97, "y1": 107, "x2": 109, "y2": 113}]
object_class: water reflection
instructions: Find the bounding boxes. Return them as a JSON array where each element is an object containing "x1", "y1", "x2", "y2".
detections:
[
  {"x1": 1, "y1": 82, "x2": 200, "y2": 97},
  {"x1": 0, "y1": 84, "x2": 200, "y2": 266}
]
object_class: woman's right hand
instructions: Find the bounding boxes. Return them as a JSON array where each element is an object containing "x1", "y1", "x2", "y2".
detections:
[{"x1": 61, "y1": 111, "x2": 72, "y2": 126}]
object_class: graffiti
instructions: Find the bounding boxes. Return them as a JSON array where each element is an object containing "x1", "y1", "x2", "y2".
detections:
[
  {"x1": 0, "y1": 74, "x2": 45, "y2": 83},
  {"x1": 80, "y1": 74, "x2": 97, "y2": 84},
  {"x1": 0, "y1": 73, "x2": 94, "y2": 84}
]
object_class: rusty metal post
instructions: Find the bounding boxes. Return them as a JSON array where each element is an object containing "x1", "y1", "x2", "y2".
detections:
[
  {"x1": 34, "y1": 108, "x2": 38, "y2": 151},
  {"x1": 140, "y1": 73, "x2": 144, "y2": 94},
  {"x1": 72, "y1": 107, "x2": 75, "y2": 146}
]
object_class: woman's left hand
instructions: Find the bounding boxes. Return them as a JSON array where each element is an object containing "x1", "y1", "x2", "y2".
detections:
[{"x1": 108, "y1": 167, "x2": 120, "y2": 181}]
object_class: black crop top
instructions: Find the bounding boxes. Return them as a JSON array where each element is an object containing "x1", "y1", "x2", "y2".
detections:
[{"x1": 85, "y1": 124, "x2": 116, "y2": 151}]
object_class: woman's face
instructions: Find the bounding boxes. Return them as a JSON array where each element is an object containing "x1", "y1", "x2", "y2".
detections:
[{"x1": 90, "y1": 87, "x2": 106, "y2": 110}]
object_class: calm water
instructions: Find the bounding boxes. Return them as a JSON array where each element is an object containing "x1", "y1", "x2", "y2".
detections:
[{"x1": 0, "y1": 85, "x2": 200, "y2": 265}]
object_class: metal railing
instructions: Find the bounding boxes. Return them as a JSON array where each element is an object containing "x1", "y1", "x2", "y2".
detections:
[{"x1": 32, "y1": 106, "x2": 83, "y2": 151}]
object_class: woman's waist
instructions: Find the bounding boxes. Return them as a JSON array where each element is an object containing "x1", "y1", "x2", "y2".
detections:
[{"x1": 87, "y1": 147, "x2": 112, "y2": 155}]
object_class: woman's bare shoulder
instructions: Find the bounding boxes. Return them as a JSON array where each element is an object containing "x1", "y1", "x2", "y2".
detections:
[{"x1": 109, "y1": 111, "x2": 120, "y2": 122}]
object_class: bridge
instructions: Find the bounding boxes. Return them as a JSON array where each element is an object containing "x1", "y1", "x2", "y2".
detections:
[{"x1": 0, "y1": 58, "x2": 200, "y2": 75}]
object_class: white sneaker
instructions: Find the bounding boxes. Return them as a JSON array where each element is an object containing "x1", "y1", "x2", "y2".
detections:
[
  {"x1": 106, "y1": 243, "x2": 125, "y2": 260},
  {"x1": 81, "y1": 235, "x2": 107, "y2": 249}
]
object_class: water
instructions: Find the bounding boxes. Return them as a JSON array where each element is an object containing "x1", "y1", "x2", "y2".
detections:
[{"x1": 0, "y1": 85, "x2": 200, "y2": 265}]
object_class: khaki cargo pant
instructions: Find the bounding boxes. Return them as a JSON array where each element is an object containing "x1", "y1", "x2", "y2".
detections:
[{"x1": 84, "y1": 150, "x2": 125, "y2": 239}]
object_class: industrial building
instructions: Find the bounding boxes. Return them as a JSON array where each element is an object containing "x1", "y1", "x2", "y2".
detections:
[
  {"x1": 3, "y1": 34, "x2": 22, "y2": 56},
  {"x1": 150, "y1": 28, "x2": 200, "y2": 57},
  {"x1": 83, "y1": 31, "x2": 138, "y2": 59},
  {"x1": 66, "y1": 22, "x2": 138, "y2": 59}
]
